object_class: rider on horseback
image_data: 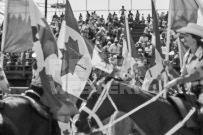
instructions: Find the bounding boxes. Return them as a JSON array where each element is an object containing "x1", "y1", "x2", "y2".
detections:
[{"x1": 164, "y1": 23, "x2": 203, "y2": 122}]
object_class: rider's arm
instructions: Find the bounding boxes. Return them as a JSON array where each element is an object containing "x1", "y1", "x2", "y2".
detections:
[
  {"x1": 176, "y1": 60, "x2": 203, "y2": 84},
  {"x1": 176, "y1": 70, "x2": 200, "y2": 84}
]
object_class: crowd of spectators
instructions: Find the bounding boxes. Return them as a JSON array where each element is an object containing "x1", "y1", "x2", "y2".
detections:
[
  {"x1": 2, "y1": 6, "x2": 183, "y2": 91},
  {"x1": 3, "y1": 50, "x2": 34, "y2": 71}
]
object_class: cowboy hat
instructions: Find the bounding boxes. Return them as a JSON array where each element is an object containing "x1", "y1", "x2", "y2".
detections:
[{"x1": 176, "y1": 23, "x2": 203, "y2": 38}]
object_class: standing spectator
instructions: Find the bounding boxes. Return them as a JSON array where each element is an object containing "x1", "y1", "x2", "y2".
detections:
[
  {"x1": 135, "y1": 10, "x2": 140, "y2": 24},
  {"x1": 100, "y1": 15, "x2": 105, "y2": 26},
  {"x1": 141, "y1": 14, "x2": 145, "y2": 24},
  {"x1": 147, "y1": 14, "x2": 151, "y2": 24},
  {"x1": 119, "y1": 5, "x2": 126, "y2": 15}
]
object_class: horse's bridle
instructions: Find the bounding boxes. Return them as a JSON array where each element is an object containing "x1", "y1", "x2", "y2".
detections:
[{"x1": 79, "y1": 79, "x2": 118, "y2": 132}]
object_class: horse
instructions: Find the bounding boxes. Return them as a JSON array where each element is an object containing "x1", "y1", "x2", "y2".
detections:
[
  {"x1": 75, "y1": 78, "x2": 198, "y2": 135},
  {"x1": 0, "y1": 96, "x2": 61, "y2": 135},
  {"x1": 0, "y1": 113, "x2": 18, "y2": 135},
  {"x1": 73, "y1": 76, "x2": 140, "y2": 135},
  {"x1": 102, "y1": 111, "x2": 143, "y2": 135}
]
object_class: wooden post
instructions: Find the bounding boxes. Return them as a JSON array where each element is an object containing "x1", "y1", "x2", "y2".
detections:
[{"x1": 45, "y1": 0, "x2": 47, "y2": 18}]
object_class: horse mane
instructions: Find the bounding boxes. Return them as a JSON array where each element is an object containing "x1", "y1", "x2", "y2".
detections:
[
  {"x1": 112, "y1": 79, "x2": 167, "y2": 102},
  {"x1": 86, "y1": 76, "x2": 167, "y2": 106}
]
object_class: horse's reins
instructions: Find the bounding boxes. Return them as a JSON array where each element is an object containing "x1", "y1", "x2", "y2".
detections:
[
  {"x1": 94, "y1": 88, "x2": 167, "y2": 132},
  {"x1": 80, "y1": 79, "x2": 116, "y2": 131}
]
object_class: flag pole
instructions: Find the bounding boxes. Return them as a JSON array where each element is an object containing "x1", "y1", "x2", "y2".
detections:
[
  {"x1": 45, "y1": 0, "x2": 47, "y2": 19},
  {"x1": 124, "y1": 13, "x2": 134, "y2": 75},
  {"x1": 165, "y1": 0, "x2": 172, "y2": 62},
  {"x1": 0, "y1": 0, "x2": 9, "y2": 67},
  {"x1": 163, "y1": 0, "x2": 172, "y2": 98},
  {"x1": 0, "y1": 0, "x2": 9, "y2": 97}
]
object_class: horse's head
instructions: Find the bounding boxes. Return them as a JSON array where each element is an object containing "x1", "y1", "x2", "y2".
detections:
[
  {"x1": 75, "y1": 91, "x2": 100, "y2": 133},
  {"x1": 76, "y1": 79, "x2": 116, "y2": 134}
]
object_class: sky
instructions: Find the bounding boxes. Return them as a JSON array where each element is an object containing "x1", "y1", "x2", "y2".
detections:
[
  {"x1": 0, "y1": 0, "x2": 170, "y2": 23},
  {"x1": 0, "y1": 0, "x2": 202, "y2": 25}
]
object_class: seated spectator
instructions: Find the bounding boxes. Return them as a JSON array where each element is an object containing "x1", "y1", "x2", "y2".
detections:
[
  {"x1": 99, "y1": 15, "x2": 105, "y2": 26},
  {"x1": 128, "y1": 10, "x2": 134, "y2": 18},
  {"x1": 108, "y1": 38, "x2": 122, "y2": 55},
  {"x1": 95, "y1": 40, "x2": 103, "y2": 50},
  {"x1": 102, "y1": 41, "x2": 111, "y2": 52},
  {"x1": 139, "y1": 33, "x2": 149, "y2": 44},
  {"x1": 120, "y1": 14, "x2": 125, "y2": 24},
  {"x1": 144, "y1": 42, "x2": 153, "y2": 57},
  {"x1": 107, "y1": 13, "x2": 113, "y2": 24},
  {"x1": 160, "y1": 32, "x2": 166, "y2": 46},
  {"x1": 143, "y1": 25, "x2": 150, "y2": 34},
  {"x1": 128, "y1": 14, "x2": 134, "y2": 28},
  {"x1": 109, "y1": 55, "x2": 118, "y2": 67}
]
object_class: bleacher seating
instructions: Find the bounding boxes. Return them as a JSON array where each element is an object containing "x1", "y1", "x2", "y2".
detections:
[{"x1": 131, "y1": 24, "x2": 146, "y2": 43}]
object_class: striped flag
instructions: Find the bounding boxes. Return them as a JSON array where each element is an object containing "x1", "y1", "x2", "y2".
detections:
[
  {"x1": 142, "y1": 0, "x2": 164, "y2": 91},
  {"x1": 0, "y1": 0, "x2": 29, "y2": 93},
  {"x1": 1, "y1": 0, "x2": 33, "y2": 53},
  {"x1": 29, "y1": 0, "x2": 78, "y2": 122}
]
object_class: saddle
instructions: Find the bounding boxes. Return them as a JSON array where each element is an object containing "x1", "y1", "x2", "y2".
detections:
[{"x1": 167, "y1": 94, "x2": 199, "y2": 129}]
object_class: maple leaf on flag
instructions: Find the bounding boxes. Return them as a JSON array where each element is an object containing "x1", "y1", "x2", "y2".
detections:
[{"x1": 60, "y1": 36, "x2": 83, "y2": 76}]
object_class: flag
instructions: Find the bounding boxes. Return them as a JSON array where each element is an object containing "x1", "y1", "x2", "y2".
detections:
[
  {"x1": 83, "y1": 37, "x2": 113, "y2": 73},
  {"x1": 0, "y1": 64, "x2": 9, "y2": 93},
  {"x1": 196, "y1": 0, "x2": 203, "y2": 15},
  {"x1": 1, "y1": 0, "x2": 33, "y2": 53},
  {"x1": 120, "y1": 14, "x2": 138, "y2": 76},
  {"x1": 91, "y1": 45, "x2": 113, "y2": 73},
  {"x1": 122, "y1": 15, "x2": 139, "y2": 59},
  {"x1": 142, "y1": 0, "x2": 164, "y2": 91},
  {"x1": 0, "y1": 0, "x2": 27, "y2": 93},
  {"x1": 170, "y1": 0, "x2": 198, "y2": 30},
  {"x1": 57, "y1": 0, "x2": 92, "y2": 101},
  {"x1": 29, "y1": 0, "x2": 78, "y2": 122}
]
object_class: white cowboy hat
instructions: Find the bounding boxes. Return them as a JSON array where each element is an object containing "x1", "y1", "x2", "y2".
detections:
[{"x1": 176, "y1": 23, "x2": 203, "y2": 38}]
